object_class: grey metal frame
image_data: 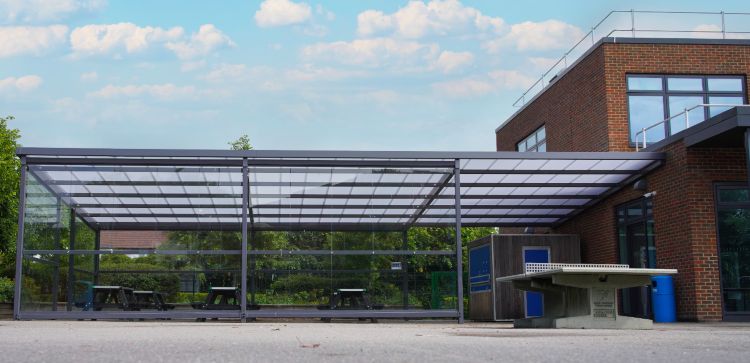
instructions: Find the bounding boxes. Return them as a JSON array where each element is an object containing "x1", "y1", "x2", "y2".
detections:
[{"x1": 13, "y1": 147, "x2": 665, "y2": 322}]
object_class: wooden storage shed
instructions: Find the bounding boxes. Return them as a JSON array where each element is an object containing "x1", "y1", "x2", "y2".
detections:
[{"x1": 468, "y1": 234, "x2": 581, "y2": 321}]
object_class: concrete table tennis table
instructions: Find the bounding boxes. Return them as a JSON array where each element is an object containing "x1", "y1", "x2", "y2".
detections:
[{"x1": 496, "y1": 263, "x2": 677, "y2": 329}]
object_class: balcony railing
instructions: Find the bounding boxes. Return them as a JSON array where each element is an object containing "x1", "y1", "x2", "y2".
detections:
[
  {"x1": 634, "y1": 104, "x2": 749, "y2": 151},
  {"x1": 513, "y1": 10, "x2": 750, "y2": 108}
]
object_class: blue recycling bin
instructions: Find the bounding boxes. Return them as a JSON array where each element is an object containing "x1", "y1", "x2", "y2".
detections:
[{"x1": 651, "y1": 275, "x2": 676, "y2": 322}]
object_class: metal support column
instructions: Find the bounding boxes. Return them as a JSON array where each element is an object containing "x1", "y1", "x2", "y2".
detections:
[
  {"x1": 250, "y1": 229, "x2": 256, "y2": 305},
  {"x1": 93, "y1": 230, "x2": 100, "y2": 285},
  {"x1": 453, "y1": 159, "x2": 464, "y2": 324},
  {"x1": 13, "y1": 157, "x2": 27, "y2": 320},
  {"x1": 67, "y1": 207, "x2": 76, "y2": 311},
  {"x1": 745, "y1": 129, "x2": 750, "y2": 188},
  {"x1": 51, "y1": 196, "x2": 61, "y2": 311},
  {"x1": 240, "y1": 158, "x2": 249, "y2": 322},
  {"x1": 401, "y1": 230, "x2": 409, "y2": 310}
]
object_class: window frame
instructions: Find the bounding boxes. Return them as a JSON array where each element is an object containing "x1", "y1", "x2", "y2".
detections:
[
  {"x1": 516, "y1": 125, "x2": 547, "y2": 152},
  {"x1": 626, "y1": 74, "x2": 747, "y2": 146}
]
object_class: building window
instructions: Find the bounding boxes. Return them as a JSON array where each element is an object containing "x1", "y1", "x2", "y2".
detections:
[
  {"x1": 627, "y1": 75, "x2": 745, "y2": 144},
  {"x1": 517, "y1": 126, "x2": 546, "y2": 152}
]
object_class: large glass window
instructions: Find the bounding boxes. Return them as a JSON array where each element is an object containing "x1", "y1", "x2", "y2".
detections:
[
  {"x1": 627, "y1": 75, "x2": 746, "y2": 144},
  {"x1": 716, "y1": 185, "x2": 750, "y2": 317},
  {"x1": 516, "y1": 126, "x2": 546, "y2": 152}
]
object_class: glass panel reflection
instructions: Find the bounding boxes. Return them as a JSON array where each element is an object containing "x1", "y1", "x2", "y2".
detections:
[
  {"x1": 628, "y1": 95, "x2": 665, "y2": 143},
  {"x1": 718, "y1": 207, "x2": 750, "y2": 313},
  {"x1": 628, "y1": 77, "x2": 662, "y2": 91},
  {"x1": 667, "y1": 77, "x2": 703, "y2": 91},
  {"x1": 709, "y1": 96, "x2": 744, "y2": 117},
  {"x1": 708, "y1": 78, "x2": 743, "y2": 92},
  {"x1": 668, "y1": 95, "x2": 704, "y2": 134}
]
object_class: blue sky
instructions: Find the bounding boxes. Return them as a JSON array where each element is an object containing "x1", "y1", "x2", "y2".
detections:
[{"x1": 1, "y1": 0, "x2": 747, "y2": 151}]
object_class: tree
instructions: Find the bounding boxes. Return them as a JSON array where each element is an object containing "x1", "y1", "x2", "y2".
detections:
[
  {"x1": 228, "y1": 134, "x2": 253, "y2": 151},
  {"x1": 0, "y1": 115, "x2": 20, "y2": 278}
]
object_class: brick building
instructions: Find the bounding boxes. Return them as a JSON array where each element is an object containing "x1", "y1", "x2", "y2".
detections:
[
  {"x1": 100, "y1": 230, "x2": 169, "y2": 250},
  {"x1": 496, "y1": 38, "x2": 750, "y2": 321}
]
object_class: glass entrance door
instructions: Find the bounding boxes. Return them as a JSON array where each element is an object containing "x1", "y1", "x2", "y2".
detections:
[
  {"x1": 716, "y1": 186, "x2": 750, "y2": 319},
  {"x1": 617, "y1": 198, "x2": 655, "y2": 319}
]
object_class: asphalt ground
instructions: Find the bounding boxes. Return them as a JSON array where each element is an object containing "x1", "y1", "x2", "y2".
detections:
[{"x1": 1, "y1": 320, "x2": 749, "y2": 362}]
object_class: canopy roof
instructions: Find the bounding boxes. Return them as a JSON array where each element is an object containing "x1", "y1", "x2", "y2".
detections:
[{"x1": 17, "y1": 148, "x2": 664, "y2": 231}]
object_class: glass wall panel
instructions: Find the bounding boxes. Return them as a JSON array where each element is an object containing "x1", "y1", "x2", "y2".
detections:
[
  {"x1": 667, "y1": 77, "x2": 703, "y2": 91},
  {"x1": 627, "y1": 76, "x2": 662, "y2": 91},
  {"x1": 668, "y1": 95, "x2": 705, "y2": 134},
  {"x1": 708, "y1": 78, "x2": 743, "y2": 92},
  {"x1": 709, "y1": 96, "x2": 745, "y2": 117},
  {"x1": 246, "y1": 228, "x2": 458, "y2": 314},
  {"x1": 628, "y1": 95, "x2": 665, "y2": 143},
  {"x1": 19, "y1": 163, "x2": 243, "y2": 317}
]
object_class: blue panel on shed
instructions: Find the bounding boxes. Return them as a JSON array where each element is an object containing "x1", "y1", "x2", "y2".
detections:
[
  {"x1": 524, "y1": 248, "x2": 549, "y2": 317},
  {"x1": 470, "y1": 284, "x2": 491, "y2": 293},
  {"x1": 469, "y1": 245, "x2": 491, "y2": 293}
]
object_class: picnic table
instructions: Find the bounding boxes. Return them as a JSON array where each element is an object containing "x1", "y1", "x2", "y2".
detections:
[
  {"x1": 496, "y1": 263, "x2": 677, "y2": 329},
  {"x1": 80, "y1": 286, "x2": 139, "y2": 311},
  {"x1": 318, "y1": 288, "x2": 383, "y2": 323},
  {"x1": 191, "y1": 287, "x2": 259, "y2": 321},
  {"x1": 133, "y1": 291, "x2": 175, "y2": 311}
]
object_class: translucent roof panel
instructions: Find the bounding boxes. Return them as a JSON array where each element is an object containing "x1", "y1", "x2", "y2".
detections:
[{"x1": 19, "y1": 149, "x2": 664, "y2": 230}]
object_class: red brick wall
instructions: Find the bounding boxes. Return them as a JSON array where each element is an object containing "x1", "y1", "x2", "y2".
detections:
[
  {"x1": 495, "y1": 46, "x2": 609, "y2": 152},
  {"x1": 100, "y1": 230, "x2": 169, "y2": 249}
]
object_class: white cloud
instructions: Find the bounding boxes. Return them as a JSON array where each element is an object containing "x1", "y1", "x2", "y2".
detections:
[
  {"x1": 180, "y1": 60, "x2": 206, "y2": 72},
  {"x1": 432, "y1": 78, "x2": 494, "y2": 98},
  {"x1": 0, "y1": 75, "x2": 43, "y2": 92},
  {"x1": 70, "y1": 23, "x2": 183, "y2": 56},
  {"x1": 356, "y1": 0, "x2": 504, "y2": 38},
  {"x1": 285, "y1": 65, "x2": 368, "y2": 81},
  {"x1": 88, "y1": 83, "x2": 198, "y2": 100},
  {"x1": 301, "y1": 37, "x2": 439, "y2": 67},
  {"x1": 80, "y1": 71, "x2": 97, "y2": 81},
  {"x1": 483, "y1": 20, "x2": 584, "y2": 53},
  {"x1": 255, "y1": 0, "x2": 312, "y2": 28},
  {"x1": 315, "y1": 4, "x2": 335, "y2": 21},
  {"x1": 357, "y1": 10, "x2": 393, "y2": 37},
  {"x1": 432, "y1": 50, "x2": 473, "y2": 73},
  {"x1": 0, "y1": 25, "x2": 68, "y2": 57},
  {"x1": 1, "y1": 0, "x2": 104, "y2": 23},
  {"x1": 165, "y1": 24, "x2": 234, "y2": 60},
  {"x1": 432, "y1": 69, "x2": 534, "y2": 98},
  {"x1": 201, "y1": 63, "x2": 254, "y2": 83}
]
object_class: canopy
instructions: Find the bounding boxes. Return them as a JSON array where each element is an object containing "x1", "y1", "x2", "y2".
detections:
[{"x1": 16, "y1": 148, "x2": 665, "y2": 231}]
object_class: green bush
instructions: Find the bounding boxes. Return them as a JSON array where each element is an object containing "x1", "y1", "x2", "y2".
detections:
[
  {"x1": 173, "y1": 292, "x2": 207, "y2": 303},
  {"x1": 0, "y1": 277, "x2": 13, "y2": 302}
]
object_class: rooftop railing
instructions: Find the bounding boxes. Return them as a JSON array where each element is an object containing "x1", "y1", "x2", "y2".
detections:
[
  {"x1": 634, "y1": 104, "x2": 749, "y2": 151},
  {"x1": 513, "y1": 10, "x2": 750, "y2": 108}
]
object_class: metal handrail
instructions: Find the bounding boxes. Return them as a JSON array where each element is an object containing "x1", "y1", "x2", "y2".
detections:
[
  {"x1": 513, "y1": 10, "x2": 750, "y2": 108},
  {"x1": 634, "y1": 104, "x2": 749, "y2": 151}
]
